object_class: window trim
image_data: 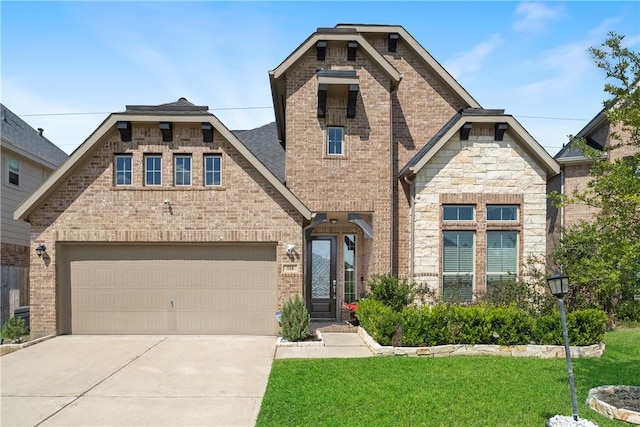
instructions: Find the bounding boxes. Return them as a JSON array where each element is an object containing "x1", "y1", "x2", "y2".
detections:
[
  {"x1": 144, "y1": 154, "x2": 162, "y2": 186},
  {"x1": 114, "y1": 154, "x2": 133, "y2": 186},
  {"x1": 204, "y1": 154, "x2": 222, "y2": 187},
  {"x1": 6, "y1": 156, "x2": 20, "y2": 187},
  {"x1": 174, "y1": 155, "x2": 192, "y2": 187},
  {"x1": 443, "y1": 205, "x2": 475, "y2": 221},
  {"x1": 327, "y1": 126, "x2": 344, "y2": 156},
  {"x1": 486, "y1": 205, "x2": 519, "y2": 221}
]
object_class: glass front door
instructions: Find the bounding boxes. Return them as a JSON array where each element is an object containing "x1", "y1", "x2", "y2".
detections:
[{"x1": 307, "y1": 236, "x2": 337, "y2": 318}]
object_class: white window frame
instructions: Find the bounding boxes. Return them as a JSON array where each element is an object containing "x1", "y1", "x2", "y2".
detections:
[
  {"x1": 327, "y1": 127, "x2": 344, "y2": 155},
  {"x1": 144, "y1": 154, "x2": 162, "y2": 186},
  {"x1": 6, "y1": 156, "x2": 20, "y2": 187},
  {"x1": 443, "y1": 205, "x2": 475, "y2": 221},
  {"x1": 442, "y1": 231, "x2": 475, "y2": 302},
  {"x1": 174, "y1": 155, "x2": 192, "y2": 186},
  {"x1": 114, "y1": 155, "x2": 132, "y2": 186},
  {"x1": 204, "y1": 154, "x2": 222, "y2": 186},
  {"x1": 486, "y1": 205, "x2": 519, "y2": 221}
]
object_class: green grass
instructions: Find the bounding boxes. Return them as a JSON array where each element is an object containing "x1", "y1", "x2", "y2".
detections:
[{"x1": 257, "y1": 328, "x2": 640, "y2": 426}]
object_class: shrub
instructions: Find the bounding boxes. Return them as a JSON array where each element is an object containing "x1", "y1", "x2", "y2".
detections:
[
  {"x1": 617, "y1": 300, "x2": 640, "y2": 322},
  {"x1": 355, "y1": 298, "x2": 400, "y2": 345},
  {"x1": 1, "y1": 317, "x2": 28, "y2": 342},
  {"x1": 533, "y1": 309, "x2": 607, "y2": 346},
  {"x1": 280, "y1": 294, "x2": 310, "y2": 342},
  {"x1": 366, "y1": 274, "x2": 415, "y2": 312},
  {"x1": 399, "y1": 306, "x2": 428, "y2": 347}
]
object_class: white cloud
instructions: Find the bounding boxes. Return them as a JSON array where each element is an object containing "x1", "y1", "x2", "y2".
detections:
[
  {"x1": 444, "y1": 34, "x2": 503, "y2": 81},
  {"x1": 513, "y1": 2, "x2": 563, "y2": 34}
]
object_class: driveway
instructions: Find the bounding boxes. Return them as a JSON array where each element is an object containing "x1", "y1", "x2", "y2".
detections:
[{"x1": 1, "y1": 335, "x2": 276, "y2": 427}]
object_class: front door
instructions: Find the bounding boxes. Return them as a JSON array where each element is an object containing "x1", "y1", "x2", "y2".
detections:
[{"x1": 307, "y1": 236, "x2": 337, "y2": 318}]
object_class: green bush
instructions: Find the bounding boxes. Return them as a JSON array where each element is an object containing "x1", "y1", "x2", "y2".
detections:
[
  {"x1": 399, "y1": 306, "x2": 428, "y2": 347},
  {"x1": 533, "y1": 309, "x2": 607, "y2": 346},
  {"x1": 617, "y1": 300, "x2": 640, "y2": 322},
  {"x1": 280, "y1": 294, "x2": 310, "y2": 342},
  {"x1": 355, "y1": 298, "x2": 400, "y2": 345},
  {"x1": 1, "y1": 317, "x2": 28, "y2": 342},
  {"x1": 366, "y1": 274, "x2": 415, "y2": 312}
]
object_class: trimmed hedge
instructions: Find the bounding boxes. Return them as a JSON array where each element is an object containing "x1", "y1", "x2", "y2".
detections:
[{"x1": 355, "y1": 300, "x2": 607, "y2": 347}]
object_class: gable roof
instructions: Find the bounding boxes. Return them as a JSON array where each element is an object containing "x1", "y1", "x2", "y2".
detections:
[
  {"x1": 399, "y1": 108, "x2": 560, "y2": 178},
  {"x1": 554, "y1": 109, "x2": 607, "y2": 164},
  {"x1": 0, "y1": 103, "x2": 68, "y2": 169},
  {"x1": 14, "y1": 99, "x2": 311, "y2": 222},
  {"x1": 234, "y1": 122, "x2": 285, "y2": 183}
]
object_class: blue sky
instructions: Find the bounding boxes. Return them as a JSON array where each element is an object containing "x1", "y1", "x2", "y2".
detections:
[{"x1": 2, "y1": 1, "x2": 639, "y2": 155}]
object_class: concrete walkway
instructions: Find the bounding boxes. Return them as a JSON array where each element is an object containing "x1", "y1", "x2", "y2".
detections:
[
  {"x1": 275, "y1": 332, "x2": 373, "y2": 359},
  {"x1": 1, "y1": 335, "x2": 275, "y2": 427}
]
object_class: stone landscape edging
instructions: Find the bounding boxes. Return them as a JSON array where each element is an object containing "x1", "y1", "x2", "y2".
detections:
[
  {"x1": 276, "y1": 331, "x2": 325, "y2": 347},
  {"x1": 0, "y1": 334, "x2": 56, "y2": 356},
  {"x1": 587, "y1": 385, "x2": 640, "y2": 424},
  {"x1": 357, "y1": 327, "x2": 605, "y2": 358}
]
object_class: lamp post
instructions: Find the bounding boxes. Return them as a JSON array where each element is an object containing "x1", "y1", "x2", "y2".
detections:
[{"x1": 546, "y1": 272, "x2": 579, "y2": 422}]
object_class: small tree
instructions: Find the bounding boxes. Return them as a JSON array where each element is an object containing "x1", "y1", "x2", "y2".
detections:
[
  {"x1": 280, "y1": 294, "x2": 310, "y2": 342},
  {"x1": 366, "y1": 274, "x2": 415, "y2": 312}
]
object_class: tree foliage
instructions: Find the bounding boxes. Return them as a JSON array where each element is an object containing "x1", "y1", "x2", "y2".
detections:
[{"x1": 552, "y1": 32, "x2": 640, "y2": 316}]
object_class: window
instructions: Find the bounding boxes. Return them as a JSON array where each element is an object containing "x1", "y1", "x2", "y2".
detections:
[
  {"x1": 114, "y1": 155, "x2": 132, "y2": 186},
  {"x1": 174, "y1": 155, "x2": 192, "y2": 186},
  {"x1": 344, "y1": 234, "x2": 357, "y2": 303},
  {"x1": 204, "y1": 154, "x2": 222, "y2": 186},
  {"x1": 7, "y1": 157, "x2": 20, "y2": 186},
  {"x1": 145, "y1": 155, "x2": 162, "y2": 186},
  {"x1": 487, "y1": 205, "x2": 518, "y2": 221},
  {"x1": 442, "y1": 231, "x2": 474, "y2": 302},
  {"x1": 443, "y1": 205, "x2": 475, "y2": 221},
  {"x1": 327, "y1": 127, "x2": 343, "y2": 155},
  {"x1": 486, "y1": 231, "x2": 518, "y2": 292}
]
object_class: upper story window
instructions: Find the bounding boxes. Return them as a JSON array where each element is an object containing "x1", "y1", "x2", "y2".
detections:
[
  {"x1": 7, "y1": 156, "x2": 20, "y2": 186},
  {"x1": 174, "y1": 155, "x2": 192, "y2": 186},
  {"x1": 327, "y1": 127, "x2": 344, "y2": 155},
  {"x1": 145, "y1": 155, "x2": 162, "y2": 186},
  {"x1": 487, "y1": 205, "x2": 518, "y2": 221},
  {"x1": 114, "y1": 155, "x2": 132, "y2": 186},
  {"x1": 204, "y1": 154, "x2": 222, "y2": 186},
  {"x1": 443, "y1": 205, "x2": 475, "y2": 221}
]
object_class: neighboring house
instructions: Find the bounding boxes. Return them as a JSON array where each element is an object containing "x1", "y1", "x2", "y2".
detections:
[
  {"x1": 1, "y1": 104, "x2": 68, "y2": 328},
  {"x1": 15, "y1": 24, "x2": 559, "y2": 338},
  {"x1": 548, "y1": 109, "x2": 639, "y2": 253}
]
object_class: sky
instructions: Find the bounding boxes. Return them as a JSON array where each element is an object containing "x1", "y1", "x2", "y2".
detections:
[{"x1": 1, "y1": 1, "x2": 639, "y2": 156}]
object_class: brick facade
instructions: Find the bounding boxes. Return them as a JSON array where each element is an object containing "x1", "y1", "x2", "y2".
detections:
[
  {"x1": 1, "y1": 242, "x2": 29, "y2": 267},
  {"x1": 26, "y1": 124, "x2": 305, "y2": 336}
]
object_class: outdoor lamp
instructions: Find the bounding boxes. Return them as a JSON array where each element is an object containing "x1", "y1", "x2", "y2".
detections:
[
  {"x1": 35, "y1": 244, "x2": 47, "y2": 258},
  {"x1": 546, "y1": 271, "x2": 579, "y2": 422},
  {"x1": 547, "y1": 271, "x2": 570, "y2": 298}
]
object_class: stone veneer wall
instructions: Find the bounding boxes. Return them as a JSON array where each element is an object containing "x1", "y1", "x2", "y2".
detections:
[
  {"x1": 412, "y1": 126, "x2": 548, "y2": 296},
  {"x1": 26, "y1": 124, "x2": 305, "y2": 337}
]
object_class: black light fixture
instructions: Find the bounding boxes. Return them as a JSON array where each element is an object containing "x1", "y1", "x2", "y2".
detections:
[
  {"x1": 316, "y1": 41, "x2": 327, "y2": 61},
  {"x1": 317, "y1": 84, "x2": 328, "y2": 118},
  {"x1": 35, "y1": 244, "x2": 47, "y2": 258},
  {"x1": 116, "y1": 121, "x2": 132, "y2": 142},
  {"x1": 546, "y1": 271, "x2": 579, "y2": 422},
  {"x1": 495, "y1": 123, "x2": 509, "y2": 141},
  {"x1": 201, "y1": 122, "x2": 214, "y2": 143},
  {"x1": 460, "y1": 122, "x2": 473, "y2": 140},
  {"x1": 347, "y1": 41, "x2": 357, "y2": 61},
  {"x1": 159, "y1": 122, "x2": 173, "y2": 142},
  {"x1": 388, "y1": 33, "x2": 399, "y2": 52},
  {"x1": 347, "y1": 84, "x2": 359, "y2": 118}
]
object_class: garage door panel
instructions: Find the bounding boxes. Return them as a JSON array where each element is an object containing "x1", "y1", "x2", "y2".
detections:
[{"x1": 67, "y1": 244, "x2": 277, "y2": 335}]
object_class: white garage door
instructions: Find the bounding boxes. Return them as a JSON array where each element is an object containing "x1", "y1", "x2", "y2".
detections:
[{"x1": 66, "y1": 244, "x2": 277, "y2": 335}]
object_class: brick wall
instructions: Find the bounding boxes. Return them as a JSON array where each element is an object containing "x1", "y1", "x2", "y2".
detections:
[
  {"x1": 1, "y1": 242, "x2": 29, "y2": 267},
  {"x1": 27, "y1": 123, "x2": 305, "y2": 336}
]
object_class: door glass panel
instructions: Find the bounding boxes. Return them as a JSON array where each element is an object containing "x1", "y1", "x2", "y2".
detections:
[
  {"x1": 344, "y1": 234, "x2": 356, "y2": 303},
  {"x1": 311, "y1": 240, "x2": 331, "y2": 299}
]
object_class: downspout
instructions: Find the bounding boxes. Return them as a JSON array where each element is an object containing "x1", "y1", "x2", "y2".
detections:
[
  {"x1": 403, "y1": 173, "x2": 416, "y2": 281},
  {"x1": 560, "y1": 168, "x2": 565, "y2": 240},
  {"x1": 389, "y1": 84, "x2": 397, "y2": 275}
]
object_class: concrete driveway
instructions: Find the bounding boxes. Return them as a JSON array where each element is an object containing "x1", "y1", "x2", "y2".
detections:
[{"x1": 1, "y1": 335, "x2": 276, "y2": 427}]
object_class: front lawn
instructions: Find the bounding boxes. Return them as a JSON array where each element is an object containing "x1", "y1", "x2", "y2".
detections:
[{"x1": 257, "y1": 328, "x2": 639, "y2": 426}]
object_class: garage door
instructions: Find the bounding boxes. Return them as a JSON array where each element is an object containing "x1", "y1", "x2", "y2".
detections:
[{"x1": 65, "y1": 244, "x2": 277, "y2": 335}]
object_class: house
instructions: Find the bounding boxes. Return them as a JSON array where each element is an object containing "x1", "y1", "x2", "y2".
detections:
[
  {"x1": 1, "y1": 104, "x2": 68, "y2": 328},
  {"x1": 549, "y1": 108, "x2": 638, "y2": 251},
  {"x1": 15, "y1": 25, "x2": 559, "y2": 338}
]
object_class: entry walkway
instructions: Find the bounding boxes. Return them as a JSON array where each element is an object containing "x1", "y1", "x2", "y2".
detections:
[{"x1": 275, "y1": 321, "x2": 373, "y2": 359}]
